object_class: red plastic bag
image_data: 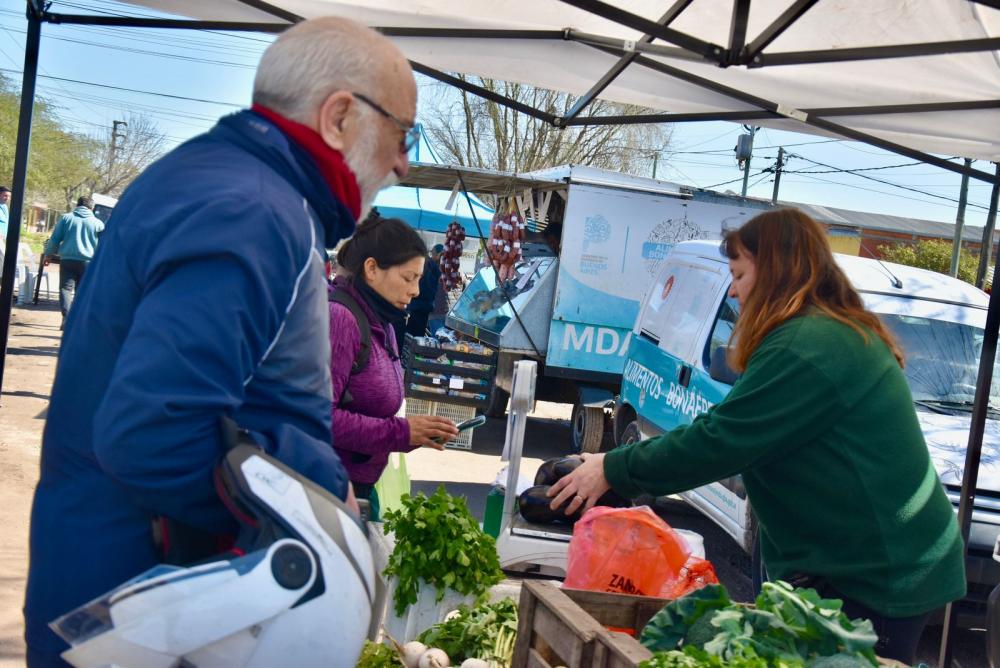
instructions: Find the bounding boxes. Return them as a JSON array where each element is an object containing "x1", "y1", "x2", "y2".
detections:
[
  {"x1": 564, "y1": 506, "x2": 694, "y2": 598},
  {"x1": 660, "y1": 555, "x2": 720, "y2": 598}
]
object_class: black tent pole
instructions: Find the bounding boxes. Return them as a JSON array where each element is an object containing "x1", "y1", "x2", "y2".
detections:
[
  {"x1": 939, "y1": 245, "x2": 1000, "y2": 666},
  {"x1": 0, "y1": 2, "x2": 43, "y2": 404}
]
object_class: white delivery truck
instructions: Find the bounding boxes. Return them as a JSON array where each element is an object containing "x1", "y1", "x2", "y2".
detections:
[
  {"x1": 445, "y1": 165, "x2": 768, "y2": 452},
  {"x1": 615, "y1": 239, "x2": 1000, "y2": 621}
]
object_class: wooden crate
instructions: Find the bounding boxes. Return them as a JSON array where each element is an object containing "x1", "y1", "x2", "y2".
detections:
[
  {"x1": 512, "y1": 580, "x2": 661, "y2": 668},
  {"x1": 512, "y1": 581, "x2": 908, "y2": 668}
]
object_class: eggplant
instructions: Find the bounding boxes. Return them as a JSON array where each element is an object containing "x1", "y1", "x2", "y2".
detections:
[
  {"x1": 517, "y1": 484, "x2": 581, "y2": 525},
  {"x1": 596, "y1": 489, "x2": 630, "y2": 508},
  {"x1": 533, "y1": 456, "x2": 583, "y2": 486}
]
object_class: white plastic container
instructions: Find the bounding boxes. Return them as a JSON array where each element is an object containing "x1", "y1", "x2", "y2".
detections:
[
  {"x1": 382, "y1": 579, "x2": 476, "y2": 643},
  {"x1": 369, "y1": 523, "x2": 477, "y2": 643}
]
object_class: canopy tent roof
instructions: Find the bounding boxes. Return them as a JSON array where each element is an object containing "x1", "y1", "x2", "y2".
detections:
[
  {"x1": 84, "y1": 0, "x2": 1000, "y2": 185},
  {"x1": 373, "y1": 181, "x2": 494, "y2": 237},
  {"x1": 374, "y1": 126, "x2": 495, "y2": 236}
]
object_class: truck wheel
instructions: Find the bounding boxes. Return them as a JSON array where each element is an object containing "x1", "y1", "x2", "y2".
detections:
[
  {"x1": 620, "y1": 420, "x2": 642, "y2": 446},
  {"x1": 620, "y1": 420, "x2": 657, "y2": 507},
  {"x1": 571, "y1": 403, "x2": 605, "y2": 454},
  {"x1": 485, "y1": 386, "x2": 509, "y2": 418}
]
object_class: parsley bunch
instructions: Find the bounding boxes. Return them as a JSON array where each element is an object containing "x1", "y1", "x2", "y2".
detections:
[{"x1": 383, "y1": 486, "x2": 504, "y2": 617}]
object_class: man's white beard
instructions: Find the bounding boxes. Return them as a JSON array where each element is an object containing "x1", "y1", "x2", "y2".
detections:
[{"x1": 344, "y1": 123, "x2": 398, "y2": 221}]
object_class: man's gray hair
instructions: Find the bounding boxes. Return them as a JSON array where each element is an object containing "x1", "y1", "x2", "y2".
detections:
[{"x1": 252, "y1": 17, "x2": 387, "y2": 123}]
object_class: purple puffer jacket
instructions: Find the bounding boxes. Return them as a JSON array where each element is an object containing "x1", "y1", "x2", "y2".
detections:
[{"x1": 329, "y1": 277, "x2": 416, "y2": 484}]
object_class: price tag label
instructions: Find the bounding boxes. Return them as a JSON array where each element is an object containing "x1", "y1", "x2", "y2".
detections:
[{"x1": 448, "y1": 378, "x2": 465, "y2": 390}]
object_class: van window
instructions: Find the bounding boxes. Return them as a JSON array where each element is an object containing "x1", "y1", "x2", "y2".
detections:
[
  {"x1": 652, "y1": 264, "x2": 724, "y2": 361},
  {"x1": 703, "y1": 297, "x2": 739, "y2": 370}
]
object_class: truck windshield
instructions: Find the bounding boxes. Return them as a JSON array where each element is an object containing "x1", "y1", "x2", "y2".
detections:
[
  {"x1": 879, "y1": 313, "x2": 1000, "y2": 413},
  {"x1": 449, "y1": 258, "x2": 555, "y2": 334}
]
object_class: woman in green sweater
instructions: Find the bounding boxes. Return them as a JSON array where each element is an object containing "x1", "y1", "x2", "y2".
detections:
[{"x1": 548, "y1": 208, "x2": 966, "y2": 664}]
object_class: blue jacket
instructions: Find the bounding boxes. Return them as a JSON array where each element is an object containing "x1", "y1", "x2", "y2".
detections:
[
  {"x1": 43, "y1": 206, "x2": 104, "y2": 261},
  {"x1": 408, "y1": 258, "x2": 441, "y2": 313},
  {"x1": 24, "y1": 110, "x2": 357, "y2": 663}
]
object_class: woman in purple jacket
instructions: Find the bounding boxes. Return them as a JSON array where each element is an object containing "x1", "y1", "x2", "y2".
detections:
[{"x1": 330, "y1": 216, "x2": 458, "y2": 519}]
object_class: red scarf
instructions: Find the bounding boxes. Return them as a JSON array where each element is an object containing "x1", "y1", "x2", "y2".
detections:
[{"x1": 252, "y1": 104, "x2": 361, "y2": 220}]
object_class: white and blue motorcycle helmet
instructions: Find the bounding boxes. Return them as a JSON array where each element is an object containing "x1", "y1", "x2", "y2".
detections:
[{"x1": 50, "y1": 441, "x2": 375, "y2": 668}]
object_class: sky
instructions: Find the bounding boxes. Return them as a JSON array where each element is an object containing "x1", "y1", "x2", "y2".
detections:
[{"x1": 0, "y1": 0, "x2": 995, "y2": 230}]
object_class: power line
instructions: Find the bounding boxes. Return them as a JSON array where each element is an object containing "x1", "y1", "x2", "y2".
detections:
[
  {"x1": 784, "y1": 159, "x2": 928, "y2": 175},
  {"x1": 701, "y1": 169, "x2": 770, "y2": 190},
  {"x1": 0, "y1": 67, "x2": 243, "y2": 107},
  {"x1": 787, "y1": 153, "x2": 991, "y2": 212},
  {"x1": 1, "y1": 26, "x2": 259, "y2": 69},
  {"x1": 785, "y1": 172, "x2": 990, "y2": 213}
]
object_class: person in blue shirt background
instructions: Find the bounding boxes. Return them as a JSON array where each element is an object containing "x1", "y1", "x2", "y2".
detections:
[
  {"x1": 43, "y1": 196, "x2": 104, "y2": 322},
  {"x1": 405, "y1": 242, "x2": 444, "y2": 341},
  {"x1": 0, "y1": 185, "x2": 10, "y2": 238}
]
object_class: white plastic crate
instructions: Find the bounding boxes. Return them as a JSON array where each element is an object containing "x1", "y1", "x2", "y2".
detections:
[{"x1": 404, "y1": 398, "x2": 476, "y2": 450}]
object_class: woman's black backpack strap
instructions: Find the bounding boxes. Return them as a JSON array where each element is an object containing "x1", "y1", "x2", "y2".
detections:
[{"x1": 329, "y1": 289, "x2": 372, "y2": 375}]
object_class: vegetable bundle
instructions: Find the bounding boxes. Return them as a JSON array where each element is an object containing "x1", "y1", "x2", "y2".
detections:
[
  {"x1": 383, "y1": 486, "x2": 504, "y2": 617},
  {"x1": 639, "y1": 582, "x2": 880, "y2": 667},
  {"x1": 417, "y1": 598, "x2": 518, "y2": 666}
]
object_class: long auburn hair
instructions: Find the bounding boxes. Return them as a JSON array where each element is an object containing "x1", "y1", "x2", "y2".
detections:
[{"x1": 721, "y1": 208, "x2": 904, "y2": 372}]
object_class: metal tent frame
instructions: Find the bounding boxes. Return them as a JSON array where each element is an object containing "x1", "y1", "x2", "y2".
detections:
[{"x1": 1, "y1": 1, "x2": 999, "y2": 662}]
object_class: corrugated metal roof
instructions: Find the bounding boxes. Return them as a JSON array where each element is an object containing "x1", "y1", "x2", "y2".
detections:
[{"x1": 778, "y1": 200, "x2": 995, "y2": 244}]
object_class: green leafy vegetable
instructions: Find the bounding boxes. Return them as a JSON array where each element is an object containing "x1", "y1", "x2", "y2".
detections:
[
  {"x1": 383, "y1": 486, "x2": 504, "y2": 617},
  {"x1": 416, "y1": 598, "x2": 518, "y2": 666},
  {"x1": 640, "y1": 584, "x2": 732, "y2": 651},
  {"x1": 638, "y1": 582, "x2": 879, "y2": 668},
  {"x1": 356, "y1": 640, "x2": 404, "y2": 667}
]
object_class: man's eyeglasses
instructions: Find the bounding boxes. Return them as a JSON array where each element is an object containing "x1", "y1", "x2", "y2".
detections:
[{"x1": 352, "y1": 92, "x2": 420, "y2": 154}]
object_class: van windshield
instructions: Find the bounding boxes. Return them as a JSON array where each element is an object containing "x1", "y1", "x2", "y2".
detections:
[{"x1": 878, "y1": 313, "x2": 1000, "y2": 413}]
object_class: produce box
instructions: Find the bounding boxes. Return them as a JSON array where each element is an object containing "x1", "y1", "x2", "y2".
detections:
[
  {"x1": 403, "y1": 335, "x2": 497, "y2": 409},
  {"x1": 511, "y1": 580, "x2": 659, "y2": 667},
  {"x1": 512, "y1": 581, "x2": 909, "y2": 668}
]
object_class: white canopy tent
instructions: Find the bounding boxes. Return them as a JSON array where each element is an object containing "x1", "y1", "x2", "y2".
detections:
[{"x1": 0, "y1": 1, "x2": 998, "y2": 662}]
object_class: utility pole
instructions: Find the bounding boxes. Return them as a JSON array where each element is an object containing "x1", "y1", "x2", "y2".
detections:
[
  {"x1": 109, "y1": 120, "x2": 128, "y2": 176},
  {"x1": 736, "y1": 126, "x2": 758, "y2": 198},
  {"x1": 771, "y1": 147, "x2": 785, "y2": 205},
  {"x1": 651, "y1": 152, "x2": 659, "y2": 179},
  {"x1": 976, "y1": 162, "x2": 1000, "y2": 289},
  {"x1": 950, "y1": 158, "x2": 973, "y2": 278}
]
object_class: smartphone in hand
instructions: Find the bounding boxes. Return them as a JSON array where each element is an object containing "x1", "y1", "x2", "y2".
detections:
[
  {"x1": 455, "y1": 415, "x2": 487, "y2": 433},
  {"x1": 436, "y1": 415, "x2": 487, "y2": 445}
]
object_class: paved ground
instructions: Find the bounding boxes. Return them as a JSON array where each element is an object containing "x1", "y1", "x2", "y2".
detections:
[{"x1": 0, "y1": 283, "x2": 989, "y2": 666}]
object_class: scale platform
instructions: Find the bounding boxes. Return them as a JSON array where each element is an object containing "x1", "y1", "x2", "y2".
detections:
[{"x1": 509, "y1": 514, "x2": 573, "y2": 542}]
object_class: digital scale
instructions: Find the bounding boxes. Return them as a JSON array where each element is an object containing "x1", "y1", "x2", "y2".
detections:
[{"x1": 494, "y1": 360, "x2": 573, "y2": 578}]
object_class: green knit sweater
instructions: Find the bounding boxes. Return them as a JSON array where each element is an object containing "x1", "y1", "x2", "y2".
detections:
[{"x1": 604, "y1": 312, "x2": 967, "y2": 617}]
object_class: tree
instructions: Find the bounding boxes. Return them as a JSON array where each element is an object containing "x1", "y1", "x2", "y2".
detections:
[
  {"x1": 88, "y1": 113, "x2": 167, "y2": 199},
  {"x1": 0, "y1": 73, "x2": 99, "y2": 212},
  {"x1": 0, "y1": 75, "x2": 167, "y2": 214},
  {"x1": 878, "y1": 239, "x2": 985, "y2": 288},
  {"x1": 422, "y1": 77, "x2": 672, "y2": 191}
]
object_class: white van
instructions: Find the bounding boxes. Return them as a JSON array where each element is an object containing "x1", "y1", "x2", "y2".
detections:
[{"x1": 614, "y1": 239, "x2": 1000, "y2": 618}]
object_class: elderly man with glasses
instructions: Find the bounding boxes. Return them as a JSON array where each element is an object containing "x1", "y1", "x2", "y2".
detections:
[{"x1": 24, "y1": 16, "x2": 415, "y2": 667}]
